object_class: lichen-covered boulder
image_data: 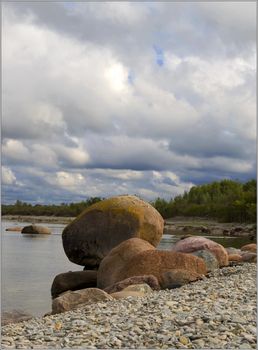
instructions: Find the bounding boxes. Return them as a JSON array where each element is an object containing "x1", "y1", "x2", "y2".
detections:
[
  {"x1": 171, "y1": 236, "x2": 228, "y2": 267},
  {"x1": 97, "y1": 239, "x2": 207, "y2": 289},
  {"x1": 51, "y1": 270, "x2": 97, "y2": 298},
  {"x1": 160, "y1": 269, "x2": 202, "y2": 289},
  {"x1": 52, "y1": 288, "x2": 113, "y2": 314},
  {"x1": 21, "y1": 225, "x2": 51, "y2": 234},
  {"x1": 62, "y1": 195, "x2": 163, "y2": 268},
  {"x1": 104, "y1": 275, "x2": 160, "y2": 294}
]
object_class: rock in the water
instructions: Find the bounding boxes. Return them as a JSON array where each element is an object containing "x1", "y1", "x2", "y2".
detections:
[
  {"x1": 5, "y1": 226, "x2": 22, "y2": 232},
  {"x1": 97, "y1": 238, "x2": 155, "y2": 289},
  {"x1": 51, "y1": 270, "x2": 97, "y2": 298},
  {"x1": 190, "y1": 249, "x2": 219, "y2": 272},
  {"x1": 52, "y1": 288, "x2": 113, "y2": 314},
  {"x1": 228, "y1": 254, "x2": 242, "y2": 262},
  {"x1": 104, "y1": 275, "x2": 160, "y2": 294},
  {"x1": 160, "y1": 269, "x2": 202, "y2": 289},
  {"x1": 171, "y1": 236, "x2": 228, "y2": 267},
  {"x1": 62, "y1": 195, "x2": 164, "y2": 268},
  {"x1": 21, "y1": 225, "x2": 51, "y2": 234},
  {"x1": 241, "y1": 243, "x2": 257, "y2": 253},
  {"x1": 2, "y1": 310, "x2": 33, "y2": 326},
  {"x1": 97, "y1": 239, "x2": 207, "y2": 289}
]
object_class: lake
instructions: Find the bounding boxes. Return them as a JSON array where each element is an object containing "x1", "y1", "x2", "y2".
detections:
[{"x1": 1, "y1": 220, "x2": 253, "y2": 317}]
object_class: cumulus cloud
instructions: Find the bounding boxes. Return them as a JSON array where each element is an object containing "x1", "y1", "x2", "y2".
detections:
[
  {"x1": 2, "y1": 167, "x2": 17, "y2": 185},
  {"x1": 2, "y1": 2, "x2": 256, "y2": 204}
]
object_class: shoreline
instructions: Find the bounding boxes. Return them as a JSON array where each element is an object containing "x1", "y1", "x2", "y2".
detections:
[
  {"x1": 2, "y1": 215, "x2": 75, "y2": 225},
  {"x1": 1, "y1": 263, "x2": 256, "y2": 349}
]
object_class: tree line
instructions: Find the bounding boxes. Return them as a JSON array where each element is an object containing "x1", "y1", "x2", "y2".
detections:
[
  {"x1": 151, "y1": 179, "x2": 256, "y2": 222},
  {"x1": 2, "y1": 179, "x2": 256, "y2": 223}
]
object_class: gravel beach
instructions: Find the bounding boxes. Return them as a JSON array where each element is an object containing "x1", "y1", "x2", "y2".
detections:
[{"x1": 1, "y1": 263, "x2": 256, "y2": 349}]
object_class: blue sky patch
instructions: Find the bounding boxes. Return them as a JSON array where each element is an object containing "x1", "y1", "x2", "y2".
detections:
[{"x1": 153, "y1": 45, "x2": 164, "y2": 67}]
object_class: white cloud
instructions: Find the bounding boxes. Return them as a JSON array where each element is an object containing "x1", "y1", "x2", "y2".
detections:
[
  {"x1": 2, "y1": 2, "x2": 256, "y2": 204},
  {"x1": 2, "y1": 166, "x2": 17, "y2": 185}
]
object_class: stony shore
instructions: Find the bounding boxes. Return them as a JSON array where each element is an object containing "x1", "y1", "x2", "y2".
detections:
[{"x1": 1, "y1": 263, "x2": 256, "y2": 349}]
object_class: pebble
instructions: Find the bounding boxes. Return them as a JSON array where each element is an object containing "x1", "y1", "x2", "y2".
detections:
[{"x1": 1, "y1": 263, "x2": 256, "y2": 349}]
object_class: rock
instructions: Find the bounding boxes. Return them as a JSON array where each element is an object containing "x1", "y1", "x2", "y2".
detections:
[
  {"x1": 122, "y1": 283, "x2": 153, "y2": 294},
  {"x1": 52, "y1": 288, "x2": 113, "y2": 314},
  {"x1": 171, "y1": 236, "x2": 228, "y2": 267},
  {"x1": 228, "y1": 254, "x2": 242, "y2": 262},
  {"x1": 5, "y1": 226, "x2": 23, "y2": 232},
  {"x1": 62, "y1": 195, "x2": 164, "y2": 268},
  {"x1": 2, "y1": 309, "x2": 33, "y2": 326},
  {"x1": 160, "y1": 269, "x2": 202, "y2": 289},
  {"x1": 190, "y1": 249, "x2": 219, "y2": 272},
  {"x1": 51, "y1": 270, "x2": 97, "y2": 298},
  {"x1": 241, "y1": 252, "x2": 257, "y2": 263},
  {"x1": 97, "y1": 239, "x2": 207, "y2": 289},
  {"x1": 21, "y1": 225, "x2": 51, "y2": 234},
  {"x1": 104, "y1": 275, "x2": 160, "y2": 294},
  {"x1": 97, "y1": 238, "x2": 155, "y2": 289},
  {"x1": 110, "y1": 290, "x2": 145, "y2": 299},
  {"x1": 226, "y1": 247, "x2": 242, "y2": 255},
  {"x1": 240, "y1": 243, "x2": 257, "y2": 253}
]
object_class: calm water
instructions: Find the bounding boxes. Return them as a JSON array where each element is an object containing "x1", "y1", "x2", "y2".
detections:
[{"x1": 1, "y1": 220, "x2": 253, "y2": 317}]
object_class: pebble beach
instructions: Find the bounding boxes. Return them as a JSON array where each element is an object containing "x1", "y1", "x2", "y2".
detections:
[{"x1": 1, "y1": 263, "x2": 256, "y2": 349}]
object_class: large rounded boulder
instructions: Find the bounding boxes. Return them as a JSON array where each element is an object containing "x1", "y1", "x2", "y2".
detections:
[
  {"x1": 97, "y1": 238, "x2": 207, "y2": 289},
  {"x1": 171, "y1": 236, "x2": 228, "y2": 267},
  {"x1": 62, "y1": 195, "x2": 164, "y2": 268}
]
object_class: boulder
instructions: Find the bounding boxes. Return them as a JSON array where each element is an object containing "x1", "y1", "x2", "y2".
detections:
[
  {"x1": 171, "y1": 236, "x2": 228, "y2": 267},
  {"x1": 21, "y1": 225, "x2": 51, "y2": 234},
  {"x1": 62, "y1": 195, "x2": 164, "y2": 268},
  {"x1": 190, "y1": 249, "x2": 219, "y2": 272},
  {"x1": 97, "y1": 238, "x2": 155, "y2": 289},
  {"x1": 241, "y1": 252, "x2": 257, "y2": 263},
  {"x1": 240, "y1": 243, "x2": 257, "y2": 253},
  {"x1": 51, "y1": 270, "x2": 97, "y2": 298},
  {"x1": 110, "y1": 290, "x2": 145, "y2": 299},
  {"x1": 228, "y1": 254, "x2": 242, "y2": 262},
  {"x1": 5, "y1": 227, "x2": 23, "y2": 232},
  {"x1": 160, "y1": 269, "x2": 202, "y2": 289},
  {"x1": 2, "y1": 310, "x2": 33, "y2": 326},
  {"x1": 226, "y1": 247, "x2": 242, "y2": 255},
  {"x1": 104, "y1": 275, "x2": 160, "y2": 294},
  {"x1": 97, "y1": 240, "x2": 207, "y2": 289},
  {"x1": 52, "y1": 288, "x2": 113, "y2": 314}
]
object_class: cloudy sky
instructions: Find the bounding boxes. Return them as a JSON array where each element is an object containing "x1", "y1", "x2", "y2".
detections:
[{"x1": 2, "y1": 2, "x2": 256, "y2": 204}]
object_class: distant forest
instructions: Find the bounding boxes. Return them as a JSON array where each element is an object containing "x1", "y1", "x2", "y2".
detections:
[{"x1": 2, "y1": 179, "x2": 257, "y2": 223}]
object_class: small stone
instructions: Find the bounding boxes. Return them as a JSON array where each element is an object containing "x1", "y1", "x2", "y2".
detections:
[
  {"x1": 195, "y1": 318, "x2": 204, "y2": 326},
  {"x1": 179, "y1": 336, "x2": 189, "y2": 345}
]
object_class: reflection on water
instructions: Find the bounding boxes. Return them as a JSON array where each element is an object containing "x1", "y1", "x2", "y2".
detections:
[{"x1": 1, "y1": 220, "x2": 255, "y2": 317}]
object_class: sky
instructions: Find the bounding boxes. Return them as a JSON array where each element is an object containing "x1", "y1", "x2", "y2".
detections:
[{"x1": 2, "y1": 1, "x2": 257, "y2": 204}]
